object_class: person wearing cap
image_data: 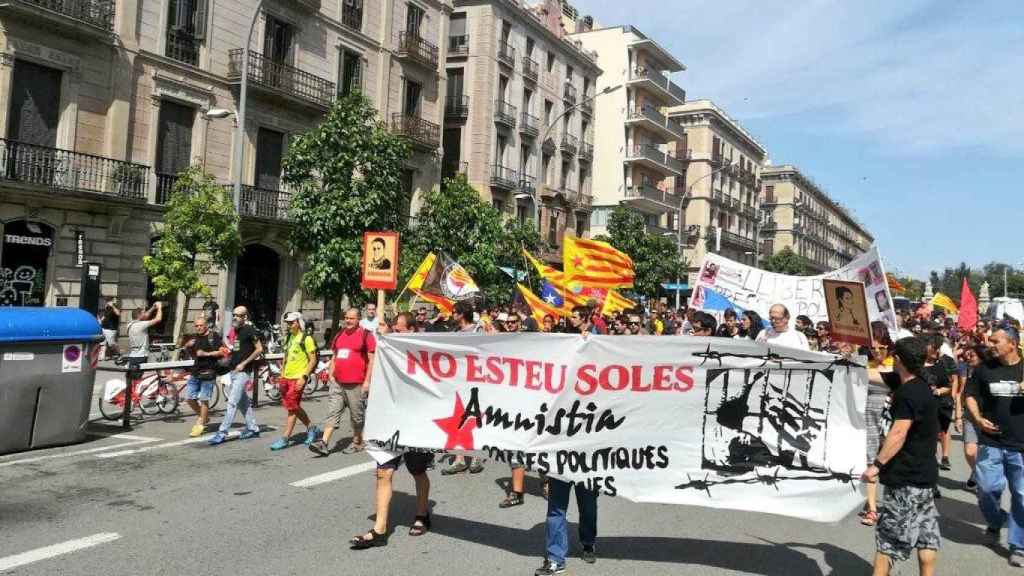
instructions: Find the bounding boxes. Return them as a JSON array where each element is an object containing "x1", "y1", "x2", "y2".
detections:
[{"x1": 269, "y1": 312, "x2": 320, "y2": 450}]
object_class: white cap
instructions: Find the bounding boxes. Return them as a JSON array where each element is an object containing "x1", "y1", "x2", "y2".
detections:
[
  {"x1": 282, "y1": 311, "x2": 303, "y2": 323},
  {"x1": 496, "y1": 313, "x2": 510, "y2": 322}
]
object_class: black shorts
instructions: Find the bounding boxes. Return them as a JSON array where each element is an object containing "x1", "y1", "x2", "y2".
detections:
[
  {"x1": 938, "y1": 410, "x2": 953, "y2": 433},
  {"x1": 379, "y1": 451, "x2": 434, "y2": 475}
]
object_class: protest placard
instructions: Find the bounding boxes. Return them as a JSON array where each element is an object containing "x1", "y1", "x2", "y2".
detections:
[{"x1": 823, "y1": 280, "x2": 872, "y2": 347}]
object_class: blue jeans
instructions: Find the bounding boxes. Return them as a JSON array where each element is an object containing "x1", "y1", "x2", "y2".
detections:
[
  {"x1": 546, "y1": 478, "x2": 597, "y2": 565},
  {"x1": 975, "y1": 445, "x2": 1024, "y2": 551},
  {"x1": 218, "y1": 371, "x2": 258, "y2": 434}
]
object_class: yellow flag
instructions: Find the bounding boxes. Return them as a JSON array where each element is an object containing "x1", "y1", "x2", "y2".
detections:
[
  {"x1": 563, "y1": 234, "x2": 635, "y2": 289},
  {"x1": 930, "y1": 293, "x2": 959, "y2": 313},
  {"x1": 405, "y1": 252, "x2": 437, "y2": 293},
  {"x1": 601, "y1": 290, "x2": 637, "y2": 317}
]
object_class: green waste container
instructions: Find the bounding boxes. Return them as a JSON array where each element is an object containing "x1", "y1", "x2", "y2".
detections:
[{"x1": 0, "y1": 307, "x2": 103, "y2": 455}]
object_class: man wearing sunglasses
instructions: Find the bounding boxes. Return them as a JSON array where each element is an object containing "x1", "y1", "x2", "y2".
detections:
[
  {"x1": 210, "y1": 307, "x2": 263, "y2": 445},
  {"x1": 690, "y1": 311, "x2": 718, "y2": 337}
]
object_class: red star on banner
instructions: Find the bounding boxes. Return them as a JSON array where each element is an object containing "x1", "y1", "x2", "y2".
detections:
[
  {"x1": 572, "y1": 256, "x2": 584, "y2": 268},
  {"x1": 433, "y1": 393, "x2": 478, "y2": 450}
]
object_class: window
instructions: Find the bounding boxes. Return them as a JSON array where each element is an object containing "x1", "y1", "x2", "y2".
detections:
[
  {"x1": 560, "y1": 161, "x2": 570, "y2": 189},
  {"x1": 155, "y1": 100, "x2": 195, "y2": 180},
  {"x1": 519, "y1": 144, "x2": 530, "y2": 176},
  {"x1": 255, "y1": 128, "x2": 285, "y2": 190},
  {"x1": 498, "y1": 75, "x2": 509, "y2": 101},
  {"x1": 541, "y1": 153, "x2": 551, "y2": 186},
  {"x1": 517, "y1": 204, "x2": 529, "y2": 225},
  {"x1": 548, "y1": 213, "x2": 558, "y2": 246},
  {"x1": 547, "y1": 52, "x2": 555, "y2": 73},
  {"x1": 404, "y1": 80, "x2": 422, "y2": 116},
  {"x1": 712, "y1": 136, "x2": 721, "y2": 159},
  {"x1": 523, "y1": 88, "x2": 533, "y2": 114},
  {"x1": 339, "y1": 50, "x2": 362, "y2": 96},
  {"x1": 493, "y1": 198, "x2": 506, "y2": 213},
  {"x1": 501, "y1": 21, "x2": 511, "y2": 44},
  {"x1": 496, "y1": 134, "x2": 508, "y2": 166},
  {"x1": 166, "y1": 0, "x2": 207, "y2": 65},
  {"x1": 575, "y1": 214, "x2": 587, "y2": 236},
  {"x1": 526, "y1": 37, "x2": 535, "y2": 58},
  {"x1": 342, "y1": 0, "x2": 363, "y2": 30},
  {"x1": 447, "y1": 68, "x2": 464, "y2": 99},
  {"x1": 583, "y1": 77, "x2": 591, "y2": 96},
  {"x1": 406, "y1": 3, "x2": 424, "y2": 35},
  {"x1": 566, "y1": 65, "x2": 574, "y2": 84},
  {"x1": 400, "y1": 169, "x2": 414, "y2": 223},
  {"x1": 449, "y1": 13, "x2": 467, "y2": 52},
  {"x1": 264, "y1": 15, "x2": 293, "y2": 63},
  {"x1": 544, "y1": 100, "x2": 554, "y2": 125},
  {"x1": 8, "y1": 60, "x2": 62, "y2": 147},
  {"x1": 764, "y1": 185, "x2": 774, "y2": 203}
]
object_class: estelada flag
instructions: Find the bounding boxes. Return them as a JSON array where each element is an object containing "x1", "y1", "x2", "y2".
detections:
[
  {"x1": 958, "y1": 278, "x2": 978, "y2": 332},
  {"x1": 523, "y1": 248, "x2": 591, "y2": 310},
  {"x1": 563, "y1": 235, "x2": 634, "y2": 289},
  {"x1": 408, "y1": 252, "x2": 480, "y2": 301},
  {"x1": 518, "y1": 283, "x2": 569, "y2": 324},
  {"x1": 413, "y1": 288, "x2": 454, "y2": 316},
  {"x1": 523, "y1": 249, "x2": 562, "y2": 283},
  {"x1": 886, "y1": 273, "x2": 905, "y2": 294},
  {"x1": 601, "y1": 290, "x2": 636, "y2": 317}
]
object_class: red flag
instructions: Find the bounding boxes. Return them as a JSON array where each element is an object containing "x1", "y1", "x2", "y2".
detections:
[{"x1": 958, "y1": 278, "x2": 978, "y2": 333}]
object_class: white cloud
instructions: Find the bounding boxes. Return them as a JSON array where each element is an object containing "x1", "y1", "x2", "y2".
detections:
[{"x1": 573, "y1": 0, "x2": 1024, "y2": 157}]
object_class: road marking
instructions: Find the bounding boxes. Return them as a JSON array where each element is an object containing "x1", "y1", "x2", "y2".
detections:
[
  {"x1": 0, "y1": 435, "x2": 162, "y2": 468},
  {"x1": 94, "y1": 427, "x2": 275, "y2": 459},
  {"x1": 0, "y1": 532, "x2": 121, "y2": 572},
  {"x1": 290, "y1": 461, "x2": 377, "y2": 488}
]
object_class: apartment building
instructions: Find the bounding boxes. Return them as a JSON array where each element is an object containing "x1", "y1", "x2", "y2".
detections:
[
  {"x1": 441, "y1": 0, "x2": 600, "y2": 261},
  {"x1": 666, "y1": 99, "x2": 767, "y2": 281},
  {"x1": 0, "y1": 0, "x2": 450, "y2": 336},
  {"x1": 569, "y1": 26, "x2": 687, "y2": 240},
  {"x1": 760, "y1": 165, "x2": 873, "y2": 273}
]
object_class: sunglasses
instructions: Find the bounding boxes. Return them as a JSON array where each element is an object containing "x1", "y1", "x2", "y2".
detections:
[{"x1": 232, "y1": 313, "x2": 245, "y2": 318}]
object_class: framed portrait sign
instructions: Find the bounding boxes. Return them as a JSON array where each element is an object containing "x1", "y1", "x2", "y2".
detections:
[
  {"x1": 361, "y1": 231, "x2": 399, "y2": 290},
  {"x1": 823, "y1": 279, "x2": 872, "y2": 347}
]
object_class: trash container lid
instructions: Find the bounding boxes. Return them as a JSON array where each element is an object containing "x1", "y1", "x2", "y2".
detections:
[{"x1": 0, "y1": 307, "x2": 103, "y2": 343}]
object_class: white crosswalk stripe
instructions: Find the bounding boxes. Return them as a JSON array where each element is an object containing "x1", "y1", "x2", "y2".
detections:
[
  {"x1": 0, "y1": 533, "x2": 121, "y2": 572},
  {"x1": 0, "y1": 435, "x2": 161, "y2": 468},
  {"x1": 289, "y1": 461, "x2": 377, "y2": 488}
]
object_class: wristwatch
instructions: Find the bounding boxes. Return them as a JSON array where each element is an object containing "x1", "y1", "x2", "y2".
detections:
[{"x1": 872, "y1": 459, "x2": 884, "y2": 469}]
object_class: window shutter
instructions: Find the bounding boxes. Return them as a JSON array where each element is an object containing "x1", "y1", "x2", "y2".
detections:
[
  {"x1": 193, "y1": 0, "x2": 208, "y2": 40},
  {"x1": 353, "y1": 56, "x2": 363, "y2": 93}
]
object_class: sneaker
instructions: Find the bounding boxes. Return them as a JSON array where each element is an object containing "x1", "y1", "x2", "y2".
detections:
[
  {"x1": 442, "y1": 461, "x2": 469, "y2": 475},
  {"x1": 1010, "y1": 550, "x2": 1024, "y2": 567},
  {"x1": 535, "y1": 560, "x2": 566, "y2": 576},
  {"x1": 208, "y1": 432, "x2": 228, "y2": 446},
  {"x1": 581, "y1": 545, "x2": 596, "y2": 564},
  {"x1": 189, "y1": 424, "x2": 205, "y2": 438},
  {"x1": 270, "y1": 437, "x2": 289, "y2": 451},
  {"x1": 986, "y1": 527, "x2": 1002, "y2": 547},
  {"x1": 940, "y1": 457, "x2": 951, "y2": 471},
  {"x1": 468, "y1": 459, "x2": 485, "y2": 474},
  {"x1": 239, "y1": 429, "x2": 260, "y2": 440},
  {"x1": 305, "y1": 426, "x2": 320, "y2": 445},
  {"x1": 966, "y1": 472, "x2": 977, "y2": 490},
  {"x1": 308, "y1": 440, "x2": 329, "y2": 457}
]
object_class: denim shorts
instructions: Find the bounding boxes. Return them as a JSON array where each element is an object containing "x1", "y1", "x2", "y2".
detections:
[{"x1": 186, "y1": 376, "x2": 215, "y2": 401}]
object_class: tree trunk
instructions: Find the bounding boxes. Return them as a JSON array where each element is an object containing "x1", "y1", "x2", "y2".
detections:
[
  {"x1": 174, "y1": 293, "x2": 190, "y2": 353},
  {"x1": 331, "y1": 294, "x2": 342, "y2": 332}
]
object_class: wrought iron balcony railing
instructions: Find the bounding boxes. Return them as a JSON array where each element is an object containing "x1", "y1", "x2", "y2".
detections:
[
  {"x1": 228, "y1": 49, "x2": 335, "y2": 109},
  {"x1": 563, "y1": 83, "x2": 577, "y2": 105},
  {"x1": 448, "y1": 34, "x2": 469, "y2": 56},
  {"x1": 397, "y1": 31, "x2": 439, "y2": 68},
  {"x1": 497, "y1": 41, "x2": 515, "y2": 67},
  {"x1": 580, "y1": 94, "x2": 594, "y2": 115},
  {"x1": 445, "y1": 95, "x2": 469, "y2": 120},
  {"x1": 155, "y1": 172, "x2": 180, "y2": 204},
  {"x1": 341, "y1": 1, "x2": 362, "y2": 31},
  {"x1": 626, "y1": 144, "x2": 684, "y2": 173},
  {"x1": 14, "y1": 0, "x2": 115, "y2": 33},
  {"x1": 0, "y1": 138, "x2": 148, "y2": 200},
  {"x1": 490, "y1": 164, "x2": 518, "y2": 190},
  {"x1": 578, "y1": 140, "x2": 594, "y2": 161},
  {"x1": 494, "y1": 100, "x2": 517, "y2": 128},
  {"x1": 390, "y1": 113, "x2": 441, "y2": 149},
  {"x1": 519, "y1": 174, "x2": 536, "y2": 195},
  {"x1": 239, "y1": 185, "x2": 291, "y2": 221},
  {"x1": 519, "y1": 111, "x2": 540, "y2": 137},
  {"x1": 560, "y1": 133, "x2": 578, "y2": 155},
  {"x1": 167, "y1": 30, "x2": 200, "y2": 66},
  {"x1": 522, "y1": 56, "x2": 539, "y2": 81}
]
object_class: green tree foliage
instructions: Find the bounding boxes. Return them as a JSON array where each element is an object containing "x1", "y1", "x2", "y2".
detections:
[
  {"x1": 400, "y1": 175, "x2": 541, "y2": 305},
  {"x1": 143, "y1": 166, "x2": 241, "y2": 339},
  {"x1": 761, "y1": 247, "x2": 812, "y2": 276},
  {"x1": 283, "y1": 93, "x2": 410, "y2": 327},
  {"x1": 890, "y1": 274, "x2": 925, "y2": 301},
  {"x1": 927, "y1": 261, "x2": 1024, "y2": 305},
  {"x1": 593, "y1": 206, "x2": 684, "y2": 299}
]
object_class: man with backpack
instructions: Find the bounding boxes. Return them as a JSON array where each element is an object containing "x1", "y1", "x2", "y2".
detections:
[
  {"x1": 309, "y1": 308, "x2": 376, "y2": 456},
  {"x1": 183, "y1": 316, "x2": 225, "y2": 437}
]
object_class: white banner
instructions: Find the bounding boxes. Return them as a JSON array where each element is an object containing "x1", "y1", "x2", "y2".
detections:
[
  {"x1": 692, "y1": 246, "x2": 898, "y2": 331},
  {"x1": 364, "y1": 333, "x2": 868, "y2": 523}
]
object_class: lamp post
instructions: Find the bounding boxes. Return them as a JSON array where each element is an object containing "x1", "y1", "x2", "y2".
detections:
[{"x1": 671, "y1": 159, "x2": 738, "y2": 309}]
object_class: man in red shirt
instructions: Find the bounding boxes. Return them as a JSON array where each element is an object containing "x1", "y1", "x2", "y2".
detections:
[{"x1": 310, "y1": 308, "x2": 376, "y2": 456}]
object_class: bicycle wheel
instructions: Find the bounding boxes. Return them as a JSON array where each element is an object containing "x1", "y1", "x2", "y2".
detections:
[
  {"x1": 155, "y1": 380, "x2": 180, "y2": 414},
  {"x1": 260, "y1": 369, "x2": 281, "y2": 401},
  {"x1": 97, "y1": 388, "x2": 128, "y2": 421},
  {"x1": 302, "y1": 374, "x2": 318, "y2": 398},
  {"x1": 137, "y1": 377, "x2": 163, "y2": 416}
]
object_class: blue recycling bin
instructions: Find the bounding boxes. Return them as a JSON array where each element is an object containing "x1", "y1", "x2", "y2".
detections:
[{"x1": 0, "y1": 307, "x2": 103, "y2": 455}]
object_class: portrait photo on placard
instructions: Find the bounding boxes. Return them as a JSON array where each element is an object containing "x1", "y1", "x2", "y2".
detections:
[
  {"x1": 360, "y1": 232, "x2": 400, "y2": 290},
  {"x1": 823, "y1": 279, "x2": 871, "y2": 347}
]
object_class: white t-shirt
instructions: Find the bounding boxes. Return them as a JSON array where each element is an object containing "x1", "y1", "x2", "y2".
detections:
[
  {"x1": 755, "y1": 327, "x2": 810, "y2": 351},
  {"x1": 895, "y1": 328, "x2": 915, "y2": 341},
  {"x1": 359, "y1": 317, "x2": 379, "y2": 332}
]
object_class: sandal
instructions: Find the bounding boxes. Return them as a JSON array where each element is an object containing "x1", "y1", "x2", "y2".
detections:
[
  {"x1": 861, "y1": 510, "x2": 879, "y2": 527},
  {"x1": 499, "y1": 492, "x2": 525, "y2": 509},
  {"x1": 342, "y1": 443, "x2": 365, "y2": 455},
  {"x1": 409, "y1": 514, "x2": 431, "y2": 536},
  {"x1": 350, "y1": 528, "x2": 388, "y2": 549}
]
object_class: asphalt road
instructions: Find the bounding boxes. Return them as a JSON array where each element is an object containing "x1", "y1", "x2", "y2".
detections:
[{"x1": 0, "y1": 374, "x2": 1016, "y2": 575}]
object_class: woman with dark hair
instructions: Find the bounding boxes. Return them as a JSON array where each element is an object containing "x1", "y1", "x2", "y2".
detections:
[
  {"x1": 861, "y1": 320, "x2": 895, "y2": 526},
  {"x1": 739, "y1": 310, "x2": 764, "y2": 341}
]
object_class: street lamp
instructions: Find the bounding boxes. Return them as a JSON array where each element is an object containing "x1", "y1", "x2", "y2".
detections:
[{"x1": 670, "y1": 159, "x2": 738, "y2": 309}]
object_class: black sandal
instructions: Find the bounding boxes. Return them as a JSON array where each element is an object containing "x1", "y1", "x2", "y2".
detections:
[
  {"x1": 409, "y1": 514, "x2": 431, "y2": 536},
  {"x1": 499, "y1": 492, "x2": 524, "y2": 508},
  {"x1": 350, "y1": 528, "x2": 388, "y2": 549}
]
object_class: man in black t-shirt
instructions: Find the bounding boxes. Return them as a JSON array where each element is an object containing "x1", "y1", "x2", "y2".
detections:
[
  {"x1": 966, "y1": 327, "x2": 1024, "y2": 568},
  {"x1": 862, "y1": 336, "x2": 940, "y2": 576},
  {"x1": 210, "y1": 306, "x2": 264, "y2": 446},
  {"x1": 183, "y1": 317, "x2": 224, "y2": 438},
  {"x1": 923, "y1": 333, "x2": 956, "y2": 473}
]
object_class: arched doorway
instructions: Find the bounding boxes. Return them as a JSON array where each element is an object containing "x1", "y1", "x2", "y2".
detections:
[
  {"x1": 235, "y1": 244, "x2": 280, "y2": 325},
  {"x1": 1, "y1": 220, "x2": 54, "y2": 307}
]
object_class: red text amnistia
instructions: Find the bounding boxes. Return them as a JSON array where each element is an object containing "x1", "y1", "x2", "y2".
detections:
[{"x1": 406, "y1": 351, "x2": 695, "y2": 396}]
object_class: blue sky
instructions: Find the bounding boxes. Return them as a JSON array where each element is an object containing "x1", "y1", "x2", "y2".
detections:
[{"x1": 571, "y1": 0, "x2": 1024, "y2": 279}]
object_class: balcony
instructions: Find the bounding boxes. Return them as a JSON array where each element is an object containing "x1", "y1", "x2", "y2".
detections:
[
  {"x1": 520, "y1": 111, "x2": 540, "y2": 138},
  {"x1": 390, "y1": 113, "x2": 441, "y2": 150},
  {"x1": 497, "y1": 41, "x2": 515, "y2": 68},
  {"x1": 624, "y1": 183, "x2": 675, "y2": 213},
  {"x1": 522, "y1": 56, "x2": 539, "y2": 82},
  {"x1": 397, "y1": 31, "x2": 439, "y2": 69},
  {"x1": 645, "y1": 222, "x2": 675, "y2": 237},
  {"x1": 448, "y1": 35, "x2": 469, "y2": 57},
  {"x1": 576, "y1": 192, "x2": 593, "y2": 210},
  {"x1": 542, "y1": 137, "x2": 556, "y2": 154},
  {"x1": 1, "y1": 0, "x2": 115, "y2": 38},
  {"x1": 742, "y1": 204, "x2": 756, "y2": 218},
  {"x1": 490, "y1": 164, "x2": 518, "y2": 190},
  {"x1": 578, "y1": 140, "x2": 594, "y2": 162},
  {"x1": 228, "y1": 49, "x2": 335, "y2": 110},
  {"x1": 560, "y1": 133, "x2": 579, "y2": 156},
  {"x1": 627, "y1": 67, "x2": 686, "y2": 104},
  {"x1": 0, "y1": 138, "x2": 148, "y2": 201},
  {"x1": 624, "y1": 144, "x2": 684, "y2": 176},
  {"x1": 341, "y1": 1, "x2": 362, "y2": 31},
  {"x1": 494, "y1": 100, "x2": 517, "y2": 129},
  {"x1": 441, "y1": 160, "x2": 468, "y2": 180},
  {"x1": 166, "y1": 29, "x2": 200, "y2": 66},
  {"x1": 445, "y1": 95, "x2": 469, "y2": 122},
  {"x1": 560, "y1": 186, "x2": 578, "y2": 203},
  {"x1": 563, "y1": 83, "x2": 578, "y2": 105},
  {"x1": 154, "y1": 172, "x2": 179, "y2": 204},
  {"x1": 761, "y1": 220, "x2": 778, "y2": 233},
  {"x1": 239, "y1": 185, "x2": 291, "y2": 221},
  {"x1": 626, "y1": 104, "x2": 684, "y2": 141},
  {"x1": 580, "y1": 94, "x2": 594, "y2": 116},
  {"x1": 519, "y1": 174, "x2": 536, "y2": 195}
]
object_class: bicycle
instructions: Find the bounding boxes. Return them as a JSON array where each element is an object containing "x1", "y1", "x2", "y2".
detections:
[{"x1": 97, "y1": 359, "x2": 178, "y2": 420}]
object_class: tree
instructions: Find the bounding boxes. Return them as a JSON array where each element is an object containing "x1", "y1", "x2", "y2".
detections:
[
  {"x1": 143, "y1": 166, "x2": 241, "y2": 340},
  {"x1": 761, "y1": 247, "x2": 811, "y2": 276},
  {"x1": 400, "y1": 175, "x2": 540, "y2": 304},
  {"x1": 593, "y1": 206, "x2": 685, "y2": 299},
  {"x1": 890, "y1": 274, "x2": 925, "y2": 301},
  {"x1": 925, "y1": 261, "x2": 1024, "y2": 305},
  {"x1": 283, "y1": 93, "x2": 410, "y2": 329}
]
